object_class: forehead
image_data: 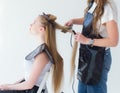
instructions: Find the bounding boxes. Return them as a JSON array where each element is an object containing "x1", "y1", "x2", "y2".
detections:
[{"x1": 35, "y1": 16, "x2": 41, "y2": 21}]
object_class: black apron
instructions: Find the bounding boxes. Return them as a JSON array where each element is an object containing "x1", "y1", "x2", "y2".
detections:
[{"x1": 77, "y1": 1, "x2": 105, "y2": 85}]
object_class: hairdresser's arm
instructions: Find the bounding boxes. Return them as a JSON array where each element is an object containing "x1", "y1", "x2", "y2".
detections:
[
  {"x1": 93, "y1": 20, "x2": 119, "y2": 47},
  {"x1": 65, "y1": 17, "x2": 84, "y2": 26},
  {"x1": 75, "y1": 20, "x2": 119, "y2": 47},
  {"x1": 0, "y1": 52, "x2": 49, "y2": 90}
]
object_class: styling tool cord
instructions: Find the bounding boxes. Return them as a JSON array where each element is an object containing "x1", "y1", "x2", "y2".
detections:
[
  {"x1": 70, "y1": 33, "x2": 73, "y2": 47},
  {"x1": 70, "y1": 30, "x2": 76, "y2": 48}
]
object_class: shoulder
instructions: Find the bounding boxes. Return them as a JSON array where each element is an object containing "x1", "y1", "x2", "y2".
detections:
[
  {"x1": 25, "y1": 43, "x2": 54, "y2": 63},
  {"x1": 25, "y1": 44, "x2": 44, "y2": 61},
  {"x1": 105, "y1": 1, "x2": 117, "y2": 15},
  {"x1": 34, "y1": 51, "x2": 49, "y2": 63},
  {"x1": 101, "y1": 1, "x2": 118, "y2": 24}
]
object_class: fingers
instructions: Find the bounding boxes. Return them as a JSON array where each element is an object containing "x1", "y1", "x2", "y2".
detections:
[
  {"x1": 64, "y1": 20, "x2": 73, "y2": 26},
  {"x1": 74, "y1": 32, "x2": 80, "y2": 41},
  {"x1": 64, "y1": 22, "x2": 70, "y2": 26},
  {"x1": 74, "y1": 33, "x2": 89, "y2": 45}
]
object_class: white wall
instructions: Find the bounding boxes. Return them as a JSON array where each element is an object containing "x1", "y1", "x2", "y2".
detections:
[{"x1": 0, "y1": 0, "x2": 119, "y2": 93}]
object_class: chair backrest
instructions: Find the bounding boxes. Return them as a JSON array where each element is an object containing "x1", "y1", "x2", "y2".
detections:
[
  {"x1": 37, "y1": 71, "x2": 50, "y2": 93},
  {"x1": 37, "y1": 68, "x2": 64, "y2": 93}
]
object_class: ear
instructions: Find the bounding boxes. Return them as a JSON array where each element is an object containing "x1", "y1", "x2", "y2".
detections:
[{"x1": 40, "y1": 26, "x2": 45, "y2": 32}]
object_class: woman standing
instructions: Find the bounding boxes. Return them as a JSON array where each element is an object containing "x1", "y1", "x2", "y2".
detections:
[{"x1": 65, "y1": 0, "x2": 119, "y2": 93}]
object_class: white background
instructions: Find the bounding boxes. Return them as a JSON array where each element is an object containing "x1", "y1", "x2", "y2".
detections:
[{"x1": 0, "y1": 0, "x2": 119, "y2": 93}]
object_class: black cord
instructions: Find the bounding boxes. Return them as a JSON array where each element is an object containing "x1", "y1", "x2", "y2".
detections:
[
  {"x1": 70, "y1": 33, "x2": 73, "y2": 48},
  {"x1": 70, "y1": 30, "x2": 76, "y2": 48}
]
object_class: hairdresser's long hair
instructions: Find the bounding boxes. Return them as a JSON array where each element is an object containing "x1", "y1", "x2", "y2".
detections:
[
  {"x1": 39, "y1": 14, "x2": 70, "y2": 93},
  {"x1": 86, "y1": 0, "x2": 109, "y2": 34}
]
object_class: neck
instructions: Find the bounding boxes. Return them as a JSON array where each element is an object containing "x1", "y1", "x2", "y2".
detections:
[{"x1": 37, "y1": 35, "x2": 45, "y2": 45}]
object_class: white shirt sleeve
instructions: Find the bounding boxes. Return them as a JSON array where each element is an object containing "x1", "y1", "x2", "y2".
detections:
[{"x1": 101, "y1": 2, "x2": 118, "y2": 24}]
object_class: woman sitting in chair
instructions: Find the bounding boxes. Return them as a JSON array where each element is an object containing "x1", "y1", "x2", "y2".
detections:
[{"x1": 0, "y1": 13, "x2": 70, "y2": 93}]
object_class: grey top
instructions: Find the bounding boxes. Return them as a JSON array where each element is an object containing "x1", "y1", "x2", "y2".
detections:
[{"x1": 24, "y1": 43, "x2": 54, "y2": 86}]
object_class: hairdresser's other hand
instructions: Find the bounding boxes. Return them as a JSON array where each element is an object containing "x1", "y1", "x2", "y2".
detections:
[
  {"x1": 75, "y1": 32, "x2": 90, "y2": 45},
  {"x1": 64, "y1": 19, "x2": 73, "y2": 26}
]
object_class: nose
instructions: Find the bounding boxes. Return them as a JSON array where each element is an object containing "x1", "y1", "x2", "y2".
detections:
[
  {"x1": 29, "y1": 24, "x2": 33, "y2": 28},
  {"x1": 30, "y1": 24, "x2": 32, "y2": 27},
  {"x1": 29, "y1": 24, "x2": 32, "y2": 30}
]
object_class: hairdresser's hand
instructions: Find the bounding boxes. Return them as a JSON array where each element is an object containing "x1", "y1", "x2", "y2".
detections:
[
  {"x1": 75, "y1": 32, "x2": 90, "y2": 45},
  {"x1": 64, "y1": 19, "x2": 73, "y2": 26}
]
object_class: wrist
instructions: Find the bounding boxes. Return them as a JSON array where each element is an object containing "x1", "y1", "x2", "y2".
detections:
[
  {"x1": 88, "y1": 38, "x2": 94, "y2": 46},
  {"x1": 71, "y1": 19, "x2": 74, "y2": 24}
]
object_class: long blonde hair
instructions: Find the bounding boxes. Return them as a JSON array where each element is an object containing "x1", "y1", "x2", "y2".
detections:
[
  {"x1": 70, "y1": 0, "x2": 109, "y2": 80},
  {"x1": 39, "y1": 13, "x2": 70, "y2": 93}
]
